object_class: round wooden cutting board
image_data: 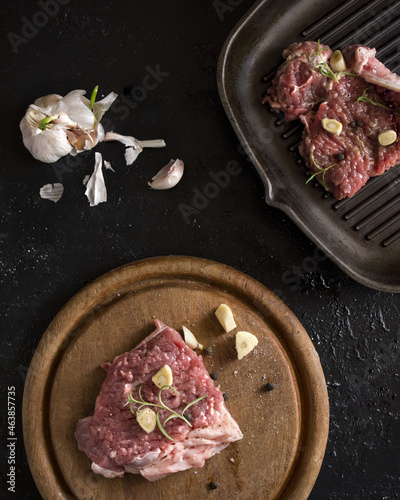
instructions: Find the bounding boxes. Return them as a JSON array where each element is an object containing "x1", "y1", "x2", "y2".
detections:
[{"x1": 22, "y1": 256, "x2": 329, "y2": 500}]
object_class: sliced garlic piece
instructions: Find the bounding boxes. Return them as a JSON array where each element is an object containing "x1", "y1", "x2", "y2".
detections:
[
  {"x1": 235, "y1": 331, "x2": 259, "y2": 360},
  {"x1": 330, "y1": 50, "x2": 346, "y2": 73},
  {"x1": 152, "y1": 364, "x2": 173, "y2": 388},
  {"x1": 321, "y1": 118, "x2": 342, "y2": 135},
  {"x1": 215, "y1": 304, "x2": 236, "y2": 332},
  {"x1": 378, "y1": 130, "x2": 397, "y2": 146},
  {"x1": 183, "y1": 325, "x2": 203, "y2": 350},
  {"x1": 136, "y1": 407, "x2": 156, "y2": 433}
]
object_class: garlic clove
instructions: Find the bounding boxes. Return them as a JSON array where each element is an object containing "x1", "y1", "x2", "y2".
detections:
[
  {"x1": 152, "y1": 364, "x2": 173, "y2": 388},
  {"x1": 34, "y1": 94, "x2": 62, "y2": 108},
  {"x1": 215, "y1": 304, "x2": 236, "y2": 332},
  {"x1": 39, "y1": 183, "x2": 64, "y2": 203},
  {"x1": 148, "y1": 159, "x2": 184, "y2": 190},
  {"x1": 136, "y1": 407, "x2": 156, "y2": 433},
  {"x1": 182, "y1": 326, "x2": 203, "y2": 350},
  {"x1": 23, "y1": 106, "x2": 49, "y2": 130},
  {"x1": 235, "y1": 331, "x2": 258, "y2": 360},
  {"x1": 329, "y1": 50, "x2": 347, "y2": 73},
  {"x1": 85, "y1": 152, "x2": 107, "y2": 206}
]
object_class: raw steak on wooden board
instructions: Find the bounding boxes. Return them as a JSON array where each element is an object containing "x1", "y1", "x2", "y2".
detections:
[
  {"x1": 75, "y1": 319, "x2": 243, "y2": 481},
  {"x1": 264, "y1": 41, "x2": 400, "y2": 199}
]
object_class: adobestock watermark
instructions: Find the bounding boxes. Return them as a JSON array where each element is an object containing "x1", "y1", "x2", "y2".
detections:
[
  {"x1": 101, "y1": 64, "x2": 170, "y2": 132},
  {"x1": 281, "y1": 247, "x2": 329, "y2": 292},
  {"x1": 51, "y1": 149, "x2": 86, "y2": 183},
  {"x1": 213, "y1": 0, "x2": 245, "y2": 21},
  {"x1": 7, "y1": 0, "x2": 70, "y2": 54},
  {"x1": 6, "y1": 386, "x2": 17, "y2": 493},
  {"x1": 179, "y1": 160, "x2": 242, "y2": 224}
]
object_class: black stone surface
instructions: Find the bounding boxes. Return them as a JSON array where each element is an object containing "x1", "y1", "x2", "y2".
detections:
[{"x1": 0, "y1": 1, "x2": 398, "y2": 499}]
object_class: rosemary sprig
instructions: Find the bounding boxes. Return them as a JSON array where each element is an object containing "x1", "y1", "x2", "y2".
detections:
[
  {"x1": 127, "y1": 384, "x2": 208, "y2": 441},
  {"x1": 337, "y1": 70, "x2": 358, "y2": 78},
  {"x1": 309, "y1": 39, "x2": 337, "y2": 80},
  {"x1": 307, "y1": 153, "x2": 336, "y2": 190},
  {"x1": 89, "y1": 85, "x2": 99, "y2": 111},
  {"x1": 310, "y1": 40, "x2": 357, "y2": 82},
  {"x1": 355, "y1": 88, "x2": 389, "y2": 109}
]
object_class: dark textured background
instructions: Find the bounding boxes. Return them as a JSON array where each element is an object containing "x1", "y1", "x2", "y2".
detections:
[{"x1": 0, "y1": 1, "x2": 399, "y2": 499}]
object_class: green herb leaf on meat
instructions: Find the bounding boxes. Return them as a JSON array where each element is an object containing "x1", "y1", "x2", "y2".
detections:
[
  {"x1": 355, "y1": 88, "x2": 389, "y2": 109},
  {"x1": 307, "y1": 153, "x2": 337, "y2": 191},
  {"x1": 310, "y1": 40, "x2": 357, "y2": 82},
  {"x1": 126, "y1": 384, "x2": 208, "y2": 441},
  {"x1": 310, "y1": 39, "x2": 338, "y2": 82}
]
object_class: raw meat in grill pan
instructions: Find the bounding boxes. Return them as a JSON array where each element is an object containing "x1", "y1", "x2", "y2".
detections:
[
  {"x1": 263, "y1": 41, "x2": 332, "y2": 121},
  {"x1": 264, "y1": 41, "x2": 400, "y2": 199},
  {"x1": 75, "y1": 319, "x2": 243, "y2": 481},
  {"x1": 300, "y1": 75, "x2": 400, "y2": 199},
  {"x1": 343, "y1": 44, "x2": 400, "y2": 92}
]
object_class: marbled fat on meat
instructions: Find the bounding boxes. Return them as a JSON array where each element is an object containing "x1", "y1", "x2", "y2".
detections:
[{"x1": 75, "y1": 319, "x2": 243, "y2": 481}]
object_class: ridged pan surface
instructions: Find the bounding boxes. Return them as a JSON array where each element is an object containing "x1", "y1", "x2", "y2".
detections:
[{"x1": 218, "y1": 0, "x2": 400, "y2": 293}]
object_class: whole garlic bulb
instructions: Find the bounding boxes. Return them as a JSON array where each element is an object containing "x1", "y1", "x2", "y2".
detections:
[{"x1": 19, "y1": 88, "x2": 117, "y2": 163}]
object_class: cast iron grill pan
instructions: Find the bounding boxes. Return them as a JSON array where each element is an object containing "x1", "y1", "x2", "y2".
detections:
[{"x1": 218, "y1": 0, "x2": 400, "y2": 292}]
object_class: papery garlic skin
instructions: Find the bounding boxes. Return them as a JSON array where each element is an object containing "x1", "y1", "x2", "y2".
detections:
[
  {"x1": 104, "y1": 132, "x2": 166, "y2": 166},
  {"x1": 85, "y1": 152, "x2": 107, "y2": 207},
  {"x1": 20, "y1": 89, "x2": 117, "y2": 163},
  {"x1": 39, "y1": 183, "x2": 64, "y2": 203}
]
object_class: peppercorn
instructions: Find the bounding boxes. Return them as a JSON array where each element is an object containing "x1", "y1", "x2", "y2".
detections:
[
  {"x1": 223, "y1": 392, "x2": 228, "y2": 401},
  {"x1": 209, "y1": 481, "x2": 218, "y2": 490},
  {"x1": 203, "y1": 346, "x2": 213, "y2": 355},
  {"x1": 350, "y1": 121, "x2": 356, "y2": 128},
  {"x1": 336, "y1": 153, "x2": 345, "y2": 161},
  {"x1": 210, "y1": 372, "x2": 218, "y2": 381},
  {"x1": 265, "y1": 382, "x2": 275, "y2": 391},
  {"x1": 356, "y1": 120, "x2": 362, "y2": 127}
]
